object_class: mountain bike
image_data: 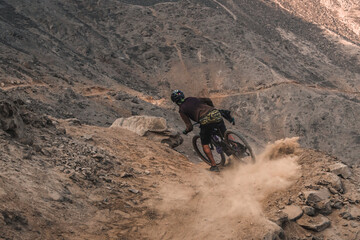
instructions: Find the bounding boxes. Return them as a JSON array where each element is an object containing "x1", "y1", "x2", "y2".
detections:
[{"x1": 192, "y1": 127, "x2": 256, "y2": 166}]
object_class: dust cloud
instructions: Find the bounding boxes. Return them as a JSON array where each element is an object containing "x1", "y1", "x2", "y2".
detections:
[{"x1": 152, "y1": 137, "x2": 301, "y2": 239}]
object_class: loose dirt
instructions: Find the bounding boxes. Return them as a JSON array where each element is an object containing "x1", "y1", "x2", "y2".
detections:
[{"x1": 141, "y1": 138, "x2": 301, "y2": 239}]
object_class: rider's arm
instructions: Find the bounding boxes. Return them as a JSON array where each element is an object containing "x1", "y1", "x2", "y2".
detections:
[
  {"x1": 180, "y1": 112, "x2": 193, "y2": 133},
  {"x1": 199, "y1": 98, "x2": 214, "y2": 107}
]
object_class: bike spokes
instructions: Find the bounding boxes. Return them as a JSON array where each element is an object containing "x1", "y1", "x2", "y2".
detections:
[
  {"x1": 225, "y1": 131, "x2": 255, "y2": 164},
  {"x1": 228, "y1": 140, "x2": 247, "y2": 157}
]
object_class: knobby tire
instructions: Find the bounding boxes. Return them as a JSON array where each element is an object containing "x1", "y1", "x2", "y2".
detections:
[
  {"x1": 192, "y1": 135, "x2": 225, "y2": 166},
  {"x1": 224, "y1": 130, "x2": 256, "y2": 163}
]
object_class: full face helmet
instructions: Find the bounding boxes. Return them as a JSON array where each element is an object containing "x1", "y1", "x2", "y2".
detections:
[{"x1": 171, "y1": 90, "x2": 185, "y2": 105}]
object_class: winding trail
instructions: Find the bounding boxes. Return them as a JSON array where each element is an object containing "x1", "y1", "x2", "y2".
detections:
[{"x1": 209, "y1": 81, "x2": 360, "y2": 100}]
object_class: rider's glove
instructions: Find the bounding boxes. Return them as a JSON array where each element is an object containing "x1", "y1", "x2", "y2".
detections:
[{"x1": 182, "y1": 130, "x2": 188, "y2": 135}]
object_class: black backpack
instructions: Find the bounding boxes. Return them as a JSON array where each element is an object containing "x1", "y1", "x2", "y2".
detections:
[{"x1": 219, "y1": 109, "x2": 235, "y2": 125}]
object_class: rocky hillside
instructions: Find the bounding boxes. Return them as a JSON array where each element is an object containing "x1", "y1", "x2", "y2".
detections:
[
  {"x1": 0, "y1": 0, "x2": 360, "y2": 239},
  {"x1": 1, "y1": 95, "x2": 360, "y2": 239},
  {"x1": 0, "y1": 0, "x2": 359, "y2": 163}
]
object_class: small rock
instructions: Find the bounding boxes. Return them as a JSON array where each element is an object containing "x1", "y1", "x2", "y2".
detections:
[
  {"x1": 283, "y1": 205, "x2": 303, "y2": 221},
  {"x1": 346, "y1": 198, "x2": 356, "y2": 204},
  {"x1": 120, "y1": 183, "x2": 130, "y2": 188},
  {"x1": 329, "y1": 162, "x2": 352, "y2": 179},
  {"x1": 316, "y1": 172, "x2": 344, "y2": 193},
  {"x1": 348, "y1": 206, "x2": 360, "y2": 219},
  {"x1": 114, "y1": 210, "x2": 130, "y2": 218},
  {"x1": 297, "y1": 214, "x2": 331, "y2": 232},
  {"x1": 121, "y1": 173, "x2": 134, "y2": 178},
  {"x1": 83, "y1": 135, "x2": 93, "y2": 141},
  {"x1": 268, "y1": 211, "x2": 288, "y2": 227},
  {"x1": 314, "y1": 200, "x2": 332, "y2": 215},
  {"x1": 303, "y1": 188, "x2": 330, "y2": 205},
  {"x1": 65, "y1": 118, "x2": 81, "y2": 126},
  {"x1": 298, "y1": 192, "x2": 305, "y2": 201},
  {"x1": 262, "y1": 221, "x2": 284, "y2": 240},
  {"x1": 23, "y1": 151, "x2": 32, "y2": 160},
  {"x1": 93, "y1": 153, "x2": 104, "y2": 160},
  {"x1": 332, "y1": 201, "x2": 343, "y2": 209},
  {"x1": 350, "y1": 221, "x2": 358, "y2": 228},
  {"x1": 340, "y1": 211, "x2": 353, "y2": 220},
  {"x1": 286, "y1": 198, "x2": 294, "y2": 205},
  {"x1": 131, "y1": 97, "x2": 139, "y2": 104},
  {"x1": 144, "y1": 170, "x2": 151, "y2": 175},
  {"x1": 303, "y1": 206, "x2": 316, "y2": 216},
  {"x1": 128, "y1": 188, "x2": 139, "y2": 194},
  {"x1": 41, "y1": 148, "x2": 51, "y2": 157},
  {"x1": 328, "y1": 187, "x2": 338, "y2": 194}
]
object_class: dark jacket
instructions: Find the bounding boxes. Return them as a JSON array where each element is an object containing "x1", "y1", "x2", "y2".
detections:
[{"x1": 179, "y1": 97, "x2": 214, "y2": 132}]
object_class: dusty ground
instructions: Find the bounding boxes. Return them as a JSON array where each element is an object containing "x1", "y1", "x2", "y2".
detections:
[
  {"x1": 1, "y1": 0, "x2": 360, "y2": 239},
  {"x1": 1, "y1": 93, "x2": 360, "y2": 239},
  {"x1": 0, "y1": 113, "x2": 192, "y2": 239}
]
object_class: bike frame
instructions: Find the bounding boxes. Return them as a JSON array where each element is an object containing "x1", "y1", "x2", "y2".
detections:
[{"x1": 210, "y1": 128, "x2": 235, "y2": 156}]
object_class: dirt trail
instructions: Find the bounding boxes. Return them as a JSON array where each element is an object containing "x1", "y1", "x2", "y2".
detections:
[
  {"x1": 208, "y1": 81, "x2": 360, "y2": 101},
  {"x1": 142, "y1": 138, "x2": 301, "y2": 239},
  {"x1": 0, "y1": 83, "x2": 48, "y2": 91}
]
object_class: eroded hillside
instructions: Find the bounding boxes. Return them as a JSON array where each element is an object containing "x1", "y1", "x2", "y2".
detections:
[
  {"x1": 1, "y1": 0, "x2": 360, "y2": 239},
  {"x1": 0, "y1": 0, "x2": 359, "y2": 163},
  {"x1": 1, "y1": 95, "x2": 360, "y2": 239}
]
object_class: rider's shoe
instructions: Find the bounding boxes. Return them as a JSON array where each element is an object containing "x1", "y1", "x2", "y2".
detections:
[{"x1": 209, "y1": 166, "x2": 220, "y2": 172}]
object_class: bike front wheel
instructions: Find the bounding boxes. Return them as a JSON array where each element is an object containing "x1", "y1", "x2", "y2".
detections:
[
  {"x1": 224, "y1": 130, "x2": 256, "y2": 164},
  {"x1": 192, "y1": 135, "x2": 225, "y2": 166}
]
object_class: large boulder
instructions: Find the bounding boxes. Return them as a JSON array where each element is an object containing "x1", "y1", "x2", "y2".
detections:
[
  {"x1": 0, "y1": 100, "x2": 24, "y2": 138},
  {"x1": 111, "y1": 115, "x2": 168, "y2": 136},
  {"x1": 110, "y1": 115, "x2": 183, "y2": 148}
]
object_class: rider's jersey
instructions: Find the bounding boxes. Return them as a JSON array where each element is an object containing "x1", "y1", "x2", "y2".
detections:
[{"x1": 179, "y1": 97, "x2": 214, "y2": 132}]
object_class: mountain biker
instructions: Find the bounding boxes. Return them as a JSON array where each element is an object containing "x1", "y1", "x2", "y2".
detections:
[{"x1": 171, "y1": 90, "x2": 227, "y2": 172}]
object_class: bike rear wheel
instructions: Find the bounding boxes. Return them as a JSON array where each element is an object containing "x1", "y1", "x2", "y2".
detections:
[
  {"x1": 192, "y1": 135, "x2": 225, "y2": 166},
  {"x1": 224, "y1": 130, "x2": 256, "y2": 164}
]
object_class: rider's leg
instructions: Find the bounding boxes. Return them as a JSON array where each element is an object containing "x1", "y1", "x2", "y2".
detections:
[
  {"x1": 200, "y1": 124, "x2": 219, "y2": 170},
  {"x1": 203, "y1": 144, "x2": 217, "y2": 166}
]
